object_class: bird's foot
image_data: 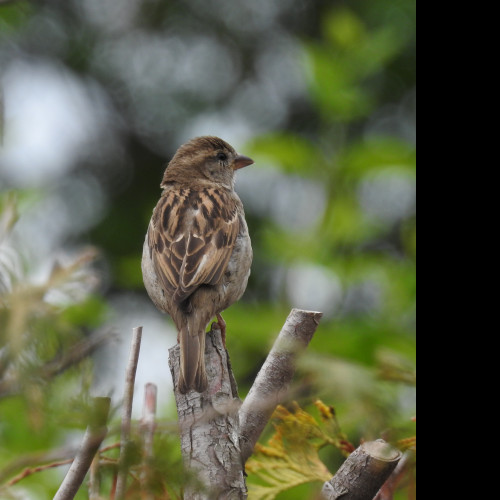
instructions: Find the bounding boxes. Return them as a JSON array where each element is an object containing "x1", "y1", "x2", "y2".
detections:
[{"x1": 216, "y1": 313, "x2": 227, "y2": 348}]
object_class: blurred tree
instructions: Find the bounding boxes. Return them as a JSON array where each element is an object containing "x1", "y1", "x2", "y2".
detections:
[{"x1": 1, "y1": 0, "x2": 415, "y2": 498}]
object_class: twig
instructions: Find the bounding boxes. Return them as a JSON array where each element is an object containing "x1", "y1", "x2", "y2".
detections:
[
  {"x1": 115, "y1": 326, "x2": 143, "y2": 500},
  {"x1": 321, "y1": 440, "x2": 402, "y2": 500},
  {"x1": 98, "y1": 442, "x2": 121, "y2": 454},
  {"x1": 54, "y1": 397, "x2": 111, "y2": 500},
  {"x1": 141, "y1": 383, "x2": 157, "y2": 454},
  {"x1": 6, "y1": 459, "x2": 73, "y2": 487},
  {"x1": 238, "y1": 308, "x2": 323, "y2": 463},
  {"x1": 0, "y1": 446, "x2": 78, "y2": 485},
  {"x1": 140, "y1": 383, "x2": 157, "y2": 500}
]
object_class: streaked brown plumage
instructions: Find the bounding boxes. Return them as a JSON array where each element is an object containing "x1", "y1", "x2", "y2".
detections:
[{"x1": 142, "y1": 136, "x2": 253, "y2": 393}]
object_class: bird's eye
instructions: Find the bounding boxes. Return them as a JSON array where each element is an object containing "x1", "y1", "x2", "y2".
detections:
[{"x1": 216, "y1": 152, "x2": 228, "y2": 162}]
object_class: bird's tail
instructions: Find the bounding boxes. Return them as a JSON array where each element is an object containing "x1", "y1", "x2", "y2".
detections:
[{"x1": 178, "y1": 322, "x2": 208, "y2": 394}]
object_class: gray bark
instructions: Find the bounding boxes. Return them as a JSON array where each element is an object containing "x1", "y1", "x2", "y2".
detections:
[
  {"x1": 321, "y1": 440, "x2": 402, "y2": 500},
  {"x1": 168, "y1": 308, "x2": 323, "y2": 499},
  {"x1": 53, "y1": 397, "x2": 110, "y2": 500},
  {"x1": 169, "y1": 324, "x2": 246, "y2": 500},
  {"x1": 169, "y1": 312, "x2": 404, "y2": 500},
  {"x1": 373, "y1": 451, "x2": 414, "y2": 500}
]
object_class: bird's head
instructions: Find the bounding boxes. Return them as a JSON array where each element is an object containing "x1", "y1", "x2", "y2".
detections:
[{"x1": 162, "y1": 136, "x2": 254, "y2": 189}]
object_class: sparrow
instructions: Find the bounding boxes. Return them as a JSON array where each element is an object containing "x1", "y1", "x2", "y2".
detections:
[{"x1": 141, "y1": 136, "x2": 253, "y2": 394}]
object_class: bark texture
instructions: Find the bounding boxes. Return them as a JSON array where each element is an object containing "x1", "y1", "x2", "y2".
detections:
[
  {"x1": 169, "y1": 324, "x2": 246, "y2": 500},
  {"x1": 321, "y1": 440, "x2": 402, "y2": 500}
]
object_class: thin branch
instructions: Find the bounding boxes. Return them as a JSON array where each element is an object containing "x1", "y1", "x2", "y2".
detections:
[
  {"x1": 140, "y1": 383, "x2": 157, "y2": 500},
  {"x1": 6, "y1": 459, "x2": 73, "y2": 487},
  {"x1": 54, "y1": 397, "x2": 111, "y2": 500},
  {"x1": 115, "y1": 326, "x2": 143, "y2": 500},
  {"x1": 99, "y1": 443, "x2": 121, "y2": 455},
  {"x1": 238, "y1": 308, "x2": 323, "y2": 463},
  {"x1": 141, "y1": 383, "x2": 157, "y2": 454},
  {"x1": 0, "y1": 446, "x2": 78, "y2": 485},
  {"x1": 321, "y1": 440, "x2": 402, "y2": 500}
]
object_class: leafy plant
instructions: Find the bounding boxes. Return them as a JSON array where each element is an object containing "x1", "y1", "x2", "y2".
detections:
[{"x1": 246, "y1": 401, "x2": 354, "y2": 500}]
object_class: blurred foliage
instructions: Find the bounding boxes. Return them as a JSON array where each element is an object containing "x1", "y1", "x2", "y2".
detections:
[
  {"x1": 1, "y1": 0, "x2": 415, "y2": 498},
  {"x1": 0, "y1": 197, "x2": 105, "y2": 493}
]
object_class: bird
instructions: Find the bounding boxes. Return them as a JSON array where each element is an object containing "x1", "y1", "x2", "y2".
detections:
[{"x1": 141, "y1": 136, "x2": 253, "y2": 394}]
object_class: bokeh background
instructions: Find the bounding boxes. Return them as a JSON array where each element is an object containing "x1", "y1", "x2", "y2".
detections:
[{"x1": 1, "y1": 0, "x2": 416, "y2": 498}]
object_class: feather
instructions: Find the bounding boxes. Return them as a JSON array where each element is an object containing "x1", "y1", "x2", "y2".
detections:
[{"x1": 150, "y1": 187, "x2": 240, "y2": 306}]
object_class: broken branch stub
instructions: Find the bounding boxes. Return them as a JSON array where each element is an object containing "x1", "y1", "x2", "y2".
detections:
[{"x1": 321, "y1": 440, "x2": 402, "y2": 500}]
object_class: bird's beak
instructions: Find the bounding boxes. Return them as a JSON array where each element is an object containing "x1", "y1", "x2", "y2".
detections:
[{"x1": 233, "y1": 154, "x2": 254, "y2": 170}]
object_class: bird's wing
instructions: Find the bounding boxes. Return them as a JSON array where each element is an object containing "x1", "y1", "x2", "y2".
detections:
[{"x1": 148, "y1": 186, "x2": 240, "y2": 305}]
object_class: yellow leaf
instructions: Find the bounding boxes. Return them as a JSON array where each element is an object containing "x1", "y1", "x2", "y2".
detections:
[{"x1": 247, "y1": 401, "x2": 352, "y2": 500}]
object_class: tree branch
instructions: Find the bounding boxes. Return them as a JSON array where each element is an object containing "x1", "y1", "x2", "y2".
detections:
[
  {"x1": 321, "y1": 440, "x2": 402, "y2": 500},
  {"x1": 169, "y1": 323, "x2": 246, "y2": 500},
  {"x1": 53, "y1": 397, "x2": 111, "y2": 500},
  {"x1": 168, "y1": 308, "x2": 322, "y2": 498},
  {"x1": 238, "y1": 308, "x2": 322, "y2": 463},
  {"x1": 373, "y1": 451, "x2": 414, "y2": 500},
  {"x1": 140, "y1": 383, "x2": 158, "y2": 500},
  {"x1": 115, "y1": 326, "x2": 143, "y2": 500}
]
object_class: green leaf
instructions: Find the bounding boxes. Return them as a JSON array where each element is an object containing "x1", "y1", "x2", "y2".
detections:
[
  {"x1": 60, "y1": 295, "x2": 108, "y2": 328},
  {"x1": 323, "y1": 8, "x2": 366, "y2": 48},
  {"x1": 0, "y1": 2, "x2": 33, "y2": 34},
  {"x1": 114, "y1": 255, "x2": 144, "y2": 288},
  {"x1": 306, "y1": 6, "x2": 414, "y2": 123},
  {"x1": 248, "y1": 133, "x2": 321, "y2": 176},
  {"x1": 338, "y1": 137, "x2": 416, "y2": 179},
  {"x1": 307, "y1": 45, "x2": 373, "y2": 121}
]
